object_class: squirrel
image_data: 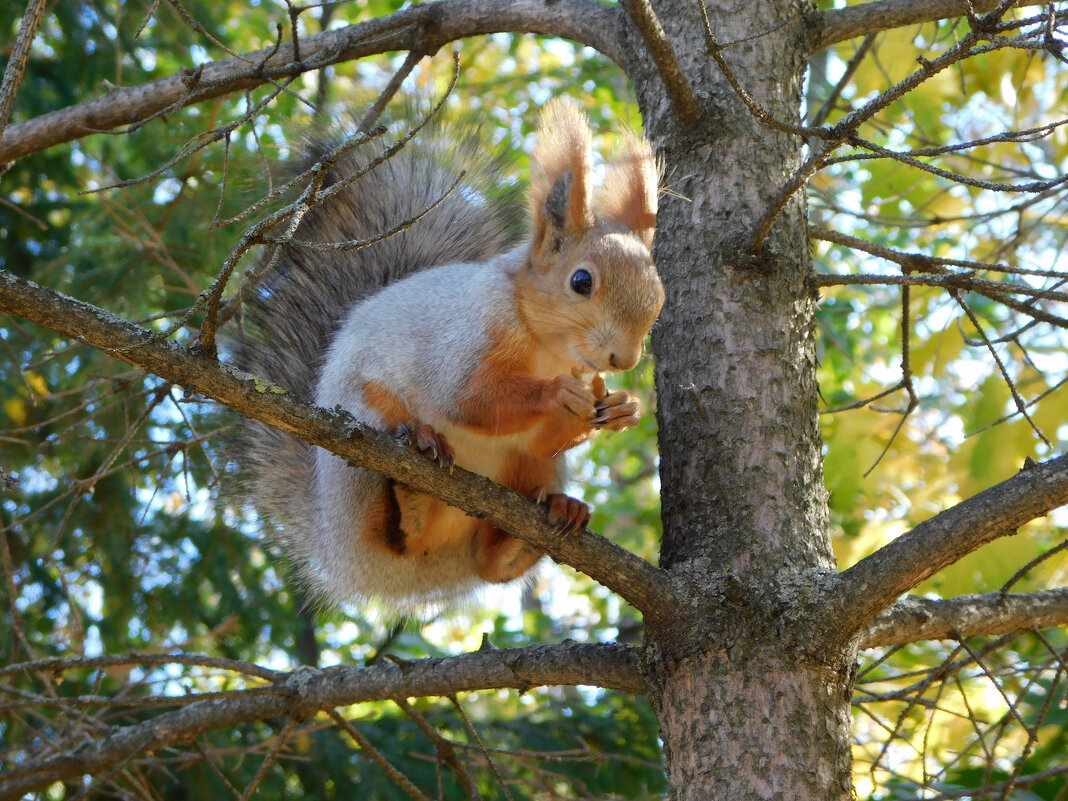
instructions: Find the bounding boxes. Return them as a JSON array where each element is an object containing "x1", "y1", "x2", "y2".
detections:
[{"x1": 235, "y1": 98, "x2": 663, "y2": 616}]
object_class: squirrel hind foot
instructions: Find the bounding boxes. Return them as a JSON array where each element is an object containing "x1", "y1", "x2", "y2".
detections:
[{"x1": 396, "y1": 420, "x2": 455, "y2": 469}]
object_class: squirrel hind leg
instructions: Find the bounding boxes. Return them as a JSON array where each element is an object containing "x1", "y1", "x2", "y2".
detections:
[
  {"x1": 471, "y1": 492, "x2": 589, "y2": 584},
  {"x1": 473, "y1": 522, "x2": 544, "y2": 583},
  {"x1": 361, "y1": 476, "x2": 408, "y2": 555}
]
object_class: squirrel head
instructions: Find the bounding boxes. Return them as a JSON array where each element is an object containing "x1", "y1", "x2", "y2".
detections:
[{"x1": 520, "y1": 98, "x2": 664, "y2": 375}]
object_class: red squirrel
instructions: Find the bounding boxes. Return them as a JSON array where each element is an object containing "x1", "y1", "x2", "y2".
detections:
[{"x1": 237, "y1": 99, "x2": 662, "y2": 615}]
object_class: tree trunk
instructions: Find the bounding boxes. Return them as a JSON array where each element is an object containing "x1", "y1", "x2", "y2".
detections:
[{"x1": 621, "y1": 1, "x2": 857, "y2": 796}]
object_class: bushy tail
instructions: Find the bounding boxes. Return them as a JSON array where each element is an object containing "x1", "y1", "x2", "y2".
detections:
[{"x1": 230, "y1": 116, "x2": 522, "y2": 580}]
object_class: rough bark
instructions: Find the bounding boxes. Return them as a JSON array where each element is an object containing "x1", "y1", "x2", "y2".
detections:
[
  {"x1": 812, "y1": 0, "x2": 1053, "y2": 49},
  {"x1": 620, "y1": 0, "x2": 852, "y2": 797},
  {"x1": 859, "y1": 588, "x2": 1068, "y2": 647}
]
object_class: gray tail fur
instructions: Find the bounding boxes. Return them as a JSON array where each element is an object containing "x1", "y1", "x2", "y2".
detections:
[{"x1": 229, "y1": 116, "x2": 523, "y2": 590}]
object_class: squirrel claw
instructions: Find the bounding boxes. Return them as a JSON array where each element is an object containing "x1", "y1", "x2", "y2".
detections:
[
  {"x1": 544, "y1": 493, "x2": 590, "y2": 535},
  {"x1": 592, "y1": 390, "x2": 641, "y2": 432},
  {"x1": 397, "y1": 421, "x2": 455, "y2": 469}
]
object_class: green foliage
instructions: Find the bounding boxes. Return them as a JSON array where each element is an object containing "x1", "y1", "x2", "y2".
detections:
[{"x1": 1, "y1": 2, "x2": 666, "y2": 797}]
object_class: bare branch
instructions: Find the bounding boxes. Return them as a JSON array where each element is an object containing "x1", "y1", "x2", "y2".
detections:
[
  {"x1": 862, "y1": 285, "x2": 918, "y2": 476},
  {"x1": 952, "y1": 290, "x2": 1053, "y2": 447},
  {"x1": 809, "y1": 34, "x2": 876, "y2": 127},
  {"x1": 812, "y1": 272, "x2": 1068, "y2": 307},
  {"x1": 0, "y1": 0, "x2": 48, "y2": 143},
  {"x1": 818, "y1": 454, "x2": 1068, "y2": 645},
  {"x1": 845, "y1": 132, "x2": 1068, "y2": 194},
  {"x1": 810, "y1": 227, "x2": 1068, "y2": 329},
  {"x1": 749, "y1": 14, "x2": 1005, "y2": 252},
  {"x1": 860, "y1": 588, "x2": 1068, "y2": 647},
  {"x1": 0, "y1": 642, "x2": 642, "y2": 801},
  {"x1": 620, "y1": 0, "x2": 701, "y2": 126},
  {"x1": 811, "y1": 0, "x2": 1054, "y2": 52},
  {"x1": 823, "y1": 118, "x2": 1068, "y2": 168},
  {"x1": 357, "y1": 48, "x2": 425, "y2": 134},
  {"x1": 394, "y1": 696, "x2": 479, "y2": 795},
  {"x1": 328, "y1": 709, "x2": 432, "y2": 801},
  {"x1": 196, "y1": 55, "x2": 461, "y2": 358},
  {"x1": 0, "y1": 652, "x2": 284, "y2": 682},
  {"x1": 0, "y1": 269, "x2": 682, "y2": 623},
  {"x1": 699, "y1": 1, "x2": 828, "y2": 138},
  {"x1": 810, "y1": 225, "x2": 1068, "y2": 281},
  {"x1": 240, "y1": 717, "x2": 296, "y2": 801},
  {"x1": 0, "y1": 0, "x2": 624, "y2": 165}
]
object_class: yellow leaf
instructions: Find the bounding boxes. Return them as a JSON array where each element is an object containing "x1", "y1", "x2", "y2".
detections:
[
  {"x1": 25, "y1": 371, "x2": 48, "y2": 397},
  {"x1": 3, "y1": 397, "x2": 26, "y2": 426}
]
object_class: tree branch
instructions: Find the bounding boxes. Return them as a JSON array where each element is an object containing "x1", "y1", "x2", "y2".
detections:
[
  {"x1": 813, "y1": 272, "x2": 1068, "y2": 306},
  {"x1": 620, "y1": 0, "x2": 701, "y2": 126},
  {"x1": 0, "y1": 269, "x2": 683, "y2": 625},
  {"x1": 0, "y1": 642, "x2": 643, "y2": 801},
  {"x1": 0, "y1": 0, "x2": 624, "y2": 165},
  {"x1": 818, "y1": 454, "x2": 1068, "y2": 645},
  {"x1": 0, "y1": 0, "x2": 48, "y2": 143},
  {"x1": 812, "y1": 0, "x2": 1053, "y2": 51},
  {"x1": 859, "y1": 588, "x2": 1068, "y2": 648}
]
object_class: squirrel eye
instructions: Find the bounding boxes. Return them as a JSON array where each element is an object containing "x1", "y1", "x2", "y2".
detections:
[{"x1": 569, "y1": 268, "x2": 593, "y2": 298}]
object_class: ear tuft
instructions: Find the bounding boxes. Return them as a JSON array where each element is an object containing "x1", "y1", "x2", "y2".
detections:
[
  {"x1": 599, "y1": 132, "x2": 659, "y2": 250},
  {"x1": 530, "y1": 98, "x2": 594, "y2": 257}
]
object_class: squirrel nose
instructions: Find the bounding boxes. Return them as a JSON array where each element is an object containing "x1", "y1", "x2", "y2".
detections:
[{"x1": 609, "y1": 348, "x2": 641, "y2": 371}]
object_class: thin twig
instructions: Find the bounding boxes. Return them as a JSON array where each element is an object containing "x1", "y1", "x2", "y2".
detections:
[
  {"x1": 953, "y1": 636, "x2": 1034, "y2": 735},
  {"x1": 328, "y1": 709, "x2": 431, "y2": 801},
  {"x1": 751, "y1": 4, "x2": 1033, "y2": 252},
  {"x1": 0, "y1": 0, "x2": 49, "y2": 144},
  {"x1": 394, "y1": 697, "x2": 480, "y2": 800},
  {"x1": 809, "y1": 34, "x2": 876, "y2": 128},
  {"x1": 239, "y1": 717, "x2": 296, "y2": 801},
  {"x1": 358, "y1": 48, "x2": 425, "y2": 134},
  {"x1": 845, "y1": 131, "x2": 1068, "y2": 194},
  {"x1": 698, "y1": 0, "x2": 829, "y2": 139},
  {"x1": 191, "y1": 740, "x2": 245, "y2": 801},
  {"x1": 0, "y1": 652, "x2": 284, "y2": 682},
  {"x1": 999, "y1": 538, "x2": 1068, "y2": 595},
  {"x1": 967, "y1": 375, "x2": 1068, "y2": 438},
  {"x1": 196, "y1": 51, "x2": 463, "y2": 357},
  {"x1": 813, "y1": 271, "x2": 1068, "y2": 306},
  {"x1": 823, "y1": 117, "x2": 1068, "y2": 167},
  {"x1": 862, "y1": 285, "x2": 917, "y2": 476},
  {"x1": 809, "y1": 225, "x2": 1068, "y2": 280},
  {"x1": 952, "y1": 291, "x2": 1052, "y2": 447},
  {"x1": 450, "y1": 696, "x2": 515, "y2": 801}
]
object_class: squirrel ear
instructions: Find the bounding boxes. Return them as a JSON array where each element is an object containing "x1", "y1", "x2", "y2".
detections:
[
  {"x1": 530, "y1": 98, "x2": 594, "y2": 259},
  {"x1": 599, "y1": 132, "x2": 659, "y2": 250}
]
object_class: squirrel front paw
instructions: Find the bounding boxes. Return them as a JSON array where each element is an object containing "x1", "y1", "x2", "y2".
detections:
[
  {"x1": 396, "y1": 420, "x2": 455, "y2": 469},
  {"x1": 544, "y1": 493, "x2": 591, "y2": 535},
  {"x1": 593, "y1": 390, "x2": 642, "y2": 431},
  {"x1": 553, "y1": 376, "x2": 598, "y2": 424}
]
